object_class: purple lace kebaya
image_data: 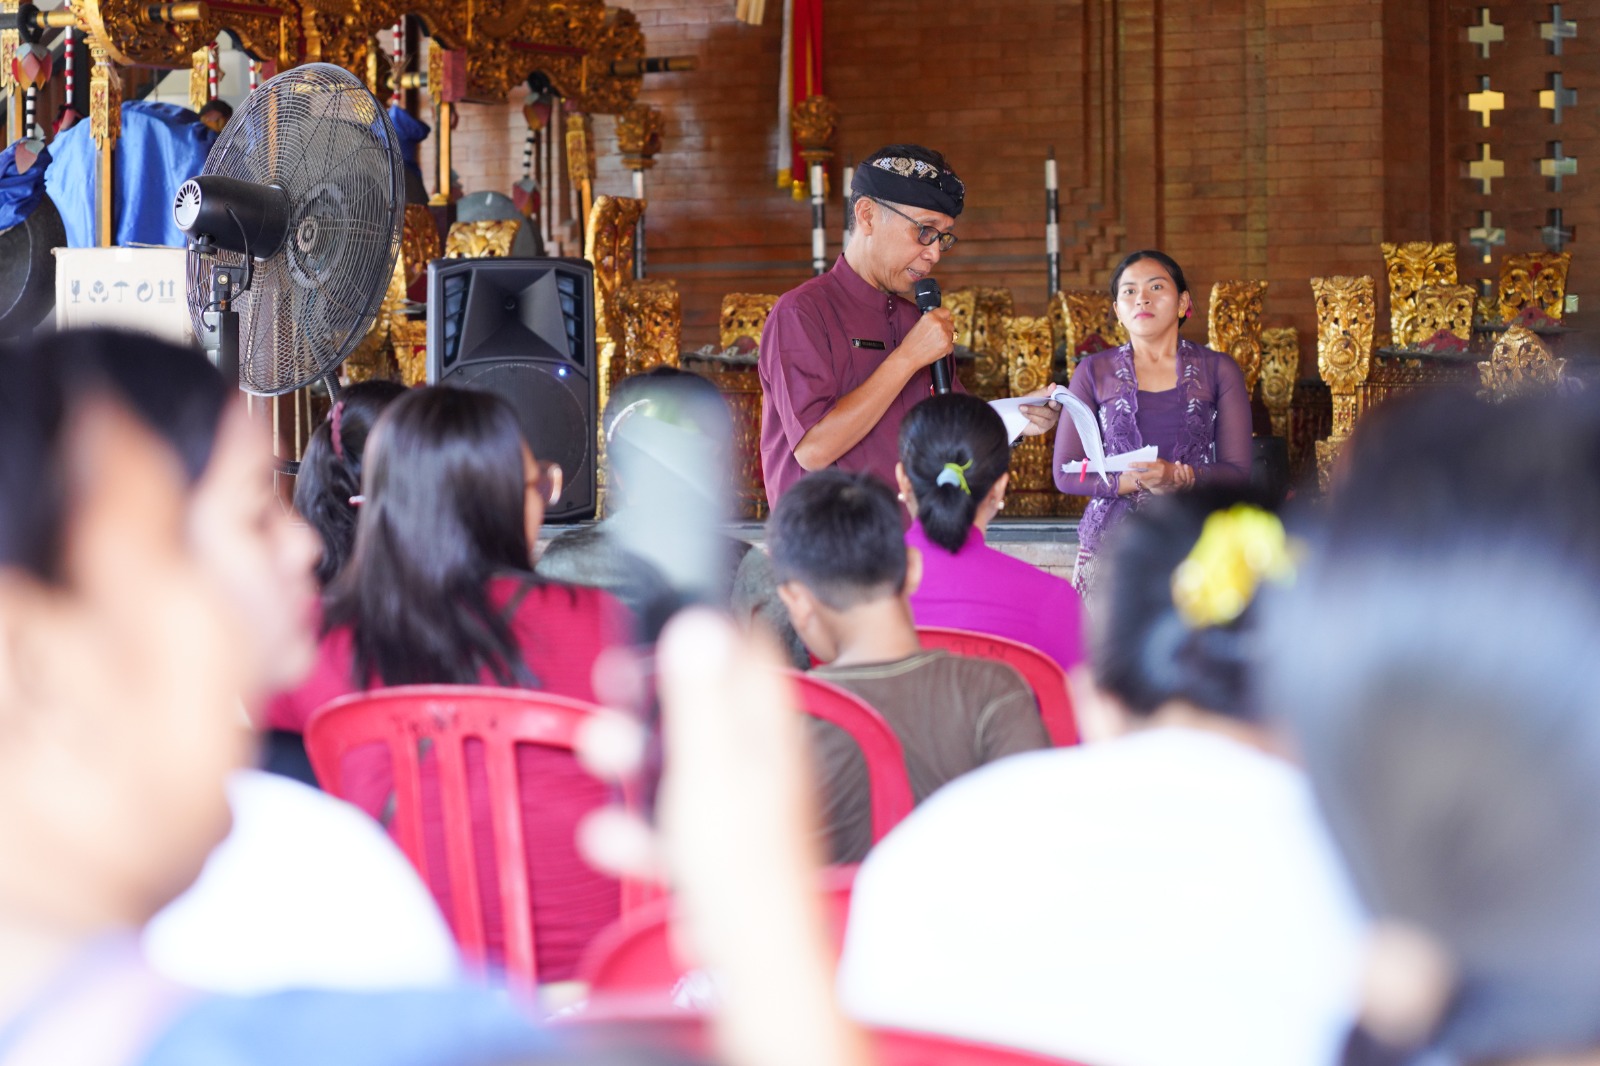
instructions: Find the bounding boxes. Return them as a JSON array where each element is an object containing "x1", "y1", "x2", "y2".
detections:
[{"x1": 1052, "y1": 338, "x2": 1253, "y2": 596}]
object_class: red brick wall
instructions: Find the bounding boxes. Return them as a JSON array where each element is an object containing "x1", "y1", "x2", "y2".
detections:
[{"x1": 437, "y1": 0, "x2": 1594, "y2": 360}]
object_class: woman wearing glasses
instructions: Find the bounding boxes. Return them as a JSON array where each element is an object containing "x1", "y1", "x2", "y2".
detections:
[
  {"x1": 1052, "y1": 250, "x2": 1253, "y2": 598},
  {"x1": 264, "y1": 385, "x2": 630, "y2": 983},
  {"x1": 758, "y1": 144, "x2": 1060, "y2": 507}
]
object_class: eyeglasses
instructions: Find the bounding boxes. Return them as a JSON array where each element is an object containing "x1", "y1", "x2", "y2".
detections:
[
  {"x1": 870, "y1": 198, "x2": 959, "y2": 252},
  {"x1": 529, "y1": 459, "x2": 563, "y2": 506}
]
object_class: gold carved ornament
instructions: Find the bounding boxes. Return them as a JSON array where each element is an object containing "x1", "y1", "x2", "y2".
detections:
[
  {"x1": 1206, "y1": 280, "x2": 1267, "y2": 394},
  {"x1": 1049, "y1": 290, "x2": 1124, "y2": 379},
  {"x1": 1380, "y1": 241, "x2": 1457, "y2": 340},
  {"x1": 615, "y1": 102, "x2": 663, "y2": 169},
  {"x1": 1310, "y1": 275, "x2": 1376, "y2": 491},
  {"x1": 584, "y1": 194, "x2": 645, "y2": 411},
  {"x1": 1498, "y1": 252, "x2": 1572, "y2": 322},
  {"x1": 77, "y1": 0, "x2": 645, "y2": 114},
  {"x1": 1394, "y1": 283, "x2": 1475, "y2": 347},
  {"x1": 444, "y1": 219, "x2": 521, "y2": 259},
  {"x1": 1258, "y1": 327, "x2": 1299, "y2": 439},
  {"x1": 1002, "y1": 315, "x2": 1071, "y2": 516},
  {"x1": 347, "y1": 204, "x2": 439, "y2": 386},
  {"x1": 947, "y1": 287, "x2": 1013, "y2": 398},
  {"x1": 1478, "y1": 326, "x2": 1566, "y2": 402},
  {"x1": 792, "y1": 93, "x2": 838, "y2": 157},
  {"x1": 616, "y1": 279, "x2": 681, "y2": 376},
  {"x1": 719, "y1": 293, "x2": 777, "y2": 350}
]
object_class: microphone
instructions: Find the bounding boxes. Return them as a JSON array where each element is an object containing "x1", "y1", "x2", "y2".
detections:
[{"x1": 913, "y1": 277, "x2": 951, "y2": 395}]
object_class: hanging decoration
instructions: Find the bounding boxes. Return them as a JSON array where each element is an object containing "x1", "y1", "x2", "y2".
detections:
[
  {"x1": 775, "y1": 0, "x2": 822, "y2": 197},
  {"x1": 56, "y1": 0, "x2": 81, "y2": 133}
]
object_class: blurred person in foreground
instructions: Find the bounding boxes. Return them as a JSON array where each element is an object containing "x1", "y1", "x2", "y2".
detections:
[
  {"x1": 1262, "y1": 388, "x2": 1600, "y2": 1066},
  {"x1": 837, "y1": 488, "x2": 1365, "y2": 1066},
  {"x1": 0, "y1": 341, "x2": 547, "y2": 1064},
  {"x1": 27, "y1": 330, "x2": 460, "y2": 997}
]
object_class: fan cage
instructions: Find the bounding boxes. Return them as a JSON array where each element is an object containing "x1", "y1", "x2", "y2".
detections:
[{"x1": 186, "y1": 63, "x2": 405, "y2": 396}]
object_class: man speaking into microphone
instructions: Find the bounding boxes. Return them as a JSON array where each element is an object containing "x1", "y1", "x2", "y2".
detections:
[{"x1": 758, "y1": 144, "x2": 1060, "y2": 507}]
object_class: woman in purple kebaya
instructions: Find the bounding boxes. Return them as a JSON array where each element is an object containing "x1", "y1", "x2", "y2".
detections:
[{"x1": 1053, "y1": 250, "x2": 1252, "y2": 598}]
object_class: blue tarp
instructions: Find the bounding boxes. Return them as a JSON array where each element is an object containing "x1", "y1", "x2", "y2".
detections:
[
  {"x1": 0, "y1": 143, "x2": 50, "y2": 232},
  {"x1": 45, "y1": 100, "x2": 216, "y2": 247}
]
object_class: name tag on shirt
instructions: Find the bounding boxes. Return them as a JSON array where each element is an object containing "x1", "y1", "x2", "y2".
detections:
[{"x1": 850, "y1": 338, "x2": 886, "y2": 350}]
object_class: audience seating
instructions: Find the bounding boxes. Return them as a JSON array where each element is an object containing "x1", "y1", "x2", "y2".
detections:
[
  {"x1": 916, "y1": 627, "x2": 1080, "y2": 746},
  {"x1": 578, "y1": 865, "x2": 857, "y2": 999},
  {"x1": 305, "y1": 685, "x2": 642, "y2": 993},
  {"x1": 789, "y1": 672, "x2": 917, "y2": 843}
]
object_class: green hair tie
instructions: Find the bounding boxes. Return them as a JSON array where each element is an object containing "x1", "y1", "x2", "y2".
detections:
[{"x1": 935, "y1": 460, "x2": 973, "y2": 495}]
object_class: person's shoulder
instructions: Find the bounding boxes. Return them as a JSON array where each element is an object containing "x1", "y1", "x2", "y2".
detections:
[
  {"x1": 920, "y1": 649, "x2": 1033, "y2": 701},
  {"x1": 143, "y1": 985, "x2": 548, "y2": 1066},
  {"x1": 1185, "y1": 338, "x2": 1246, "y2": 378}
]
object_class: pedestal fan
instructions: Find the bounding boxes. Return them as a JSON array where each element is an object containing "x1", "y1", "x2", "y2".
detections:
[{"x1": 173, "y1": 63, "x2": 404, "y2": 396}]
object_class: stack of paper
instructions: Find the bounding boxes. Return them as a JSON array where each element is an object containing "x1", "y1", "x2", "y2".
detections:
[{"x1": 989, "y1": 385, "x2": 1148, "y2": 484}]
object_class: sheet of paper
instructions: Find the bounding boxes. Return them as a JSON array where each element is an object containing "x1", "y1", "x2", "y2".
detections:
[
  {"x1": 989, "y1": 385, "x2": 1075, "y2": 443},
  {"x1": 1061, "y1": 445, "x2": 1158, "y2": 476}
]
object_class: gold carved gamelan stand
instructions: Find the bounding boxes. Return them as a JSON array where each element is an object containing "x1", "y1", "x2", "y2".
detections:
[
  {"x1": 1004, "y1": 315, "x2": 1078, "y2": 518},
  {"x1": 1310, "y1": 276, "x2": 1375, "y2": 492},
  {"x1": 1048, "y1": 290, "x2": 1126, "y2": 378},
  {"x1": 1206, "y1": 280, "x2": 1267, "y2": 400},
  {"x1": 685, "y1": 294, "x2": 777, "y2": 520},
  {"x1": 1381, "y1": 241, "x2": 1457, "y2": 348},
  {"x1": 1479, "y1": 326, "x2": 1566, "y2": 401}
]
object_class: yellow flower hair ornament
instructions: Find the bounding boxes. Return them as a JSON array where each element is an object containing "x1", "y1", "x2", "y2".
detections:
[{"x1": 1170, "y1": 505, "x2": 1297, "y2": 628}]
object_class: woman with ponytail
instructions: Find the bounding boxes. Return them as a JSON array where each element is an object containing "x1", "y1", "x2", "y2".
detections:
[
  {"x1": 294, "y1": 380, "x2": 407, "y2": 589},
  {"x1": 894, "y1": 393, "x2": 1083, "y2": 670}
]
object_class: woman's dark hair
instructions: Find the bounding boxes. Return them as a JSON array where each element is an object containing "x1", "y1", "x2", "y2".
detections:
[
  {"x1": 1261, "y1": 388, "x2": 1600, "y2": 1064},
  {"x1": 1092, "y1": 486, "x2": 1272, "y2": 719},
  {"x1": 898, "y1": 394, "x2": 1010, "y2": 553},
  {"x1": 0, "y1": 330, "x2": 226, "y2": 582},
  {"x1": 767, "y1": 470, "x2": 907, "y2": 610},
  {"x1": 323, "y1": 385, "x2": 543, "y2": 688},
  {"x1": 1109, "y1": 249, "x2": 1191, "y2": 325},
  {"x1": 294, "y1": 380, "x2": 407, "y2": 588}
]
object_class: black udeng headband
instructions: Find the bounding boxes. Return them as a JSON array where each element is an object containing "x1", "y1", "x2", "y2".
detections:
[{"x1": 852, "y1": 156, "x2": 964, "y2": 218}]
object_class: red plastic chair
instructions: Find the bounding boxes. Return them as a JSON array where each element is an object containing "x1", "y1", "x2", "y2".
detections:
[
  {"x1": 873, "y1": 1028, "x2": 1095, "y2": 1065},
  {"x1": 305, "y1": 684, "x2": 641, "y2": 993},
  {"x1": 578, "y1": 865, "x2": 858, "y2": 998},
  {"x1": 916, "y1": 627, "x2": 1080, "y2": 746},
  {"x1": 789, "y1": 671, "x2": 917, "y2": 844}
]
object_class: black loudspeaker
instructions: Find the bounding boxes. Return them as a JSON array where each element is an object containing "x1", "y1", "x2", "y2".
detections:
[{"x1": 426, "y1": 257, "x2": 597, "y2": 522}]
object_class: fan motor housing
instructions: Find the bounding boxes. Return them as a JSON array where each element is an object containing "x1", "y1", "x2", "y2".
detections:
[{"x1": 174, "y1": 175, "x2": 292, "y2": 260}]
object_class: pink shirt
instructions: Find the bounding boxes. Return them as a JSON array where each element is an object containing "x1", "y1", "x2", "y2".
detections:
[{"x1": 907, "y1": 520, "x2": 1084, "y2": 672}]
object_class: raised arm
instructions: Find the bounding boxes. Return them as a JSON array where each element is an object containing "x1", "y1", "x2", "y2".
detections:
[
  {"x1": 1195, "y1": 354, "x2": 1253, "y2": 487},
  {"x1": 775, "y1": 310, "x2": 954, "y2": 472}
]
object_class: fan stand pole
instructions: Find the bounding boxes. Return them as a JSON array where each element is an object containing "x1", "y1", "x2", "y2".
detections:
[
  {"x1": 323, "y1": 371, "x2": 342, "y2": 404},
  {"x1": 199, "y1": 262, "x2": 241, "y2": 387}
]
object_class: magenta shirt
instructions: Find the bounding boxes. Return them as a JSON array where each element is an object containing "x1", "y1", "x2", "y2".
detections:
[
  {"x1": 758, "y1": 255, "x2": 957, "y2": 506},
  {"x1": 906, "y1": 520, "x2": 1085, "y2": 672}
]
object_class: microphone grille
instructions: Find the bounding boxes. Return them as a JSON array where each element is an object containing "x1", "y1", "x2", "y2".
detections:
[{"x1": 914, "y1": 277, "x2": 942, "y2": 310}]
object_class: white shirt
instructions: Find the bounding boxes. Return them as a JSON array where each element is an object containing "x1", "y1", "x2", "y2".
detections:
[
  {"x1": 838, "y1": 728, "x2": 1365, "y2": 1066},
  {"x1": 144, "y1": 769, "x2": 461, "y2": 994}
]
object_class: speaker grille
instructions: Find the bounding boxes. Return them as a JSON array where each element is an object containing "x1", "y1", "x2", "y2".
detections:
[{"x1": 440, "y1": 360, "x2": 595, "y2": 522}]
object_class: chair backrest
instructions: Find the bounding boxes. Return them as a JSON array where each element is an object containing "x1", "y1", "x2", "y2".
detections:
[
  {"x1": 305, "y1": 684, "x2": 630, "y2": 991},
  {"x1": 916, "y1": 627, "x2": 1079, "y2": 747},
  {"x1": 579, "y1": 865, "x2": 857, "y2": 997},
  {"x1": 789, "y1": 671, "x2": 917, "y2": 843}
]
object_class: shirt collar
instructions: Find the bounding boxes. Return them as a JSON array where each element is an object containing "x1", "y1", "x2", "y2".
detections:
[{"x1": 830, "y1": 254, "x2": 907, "y2": 312}]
